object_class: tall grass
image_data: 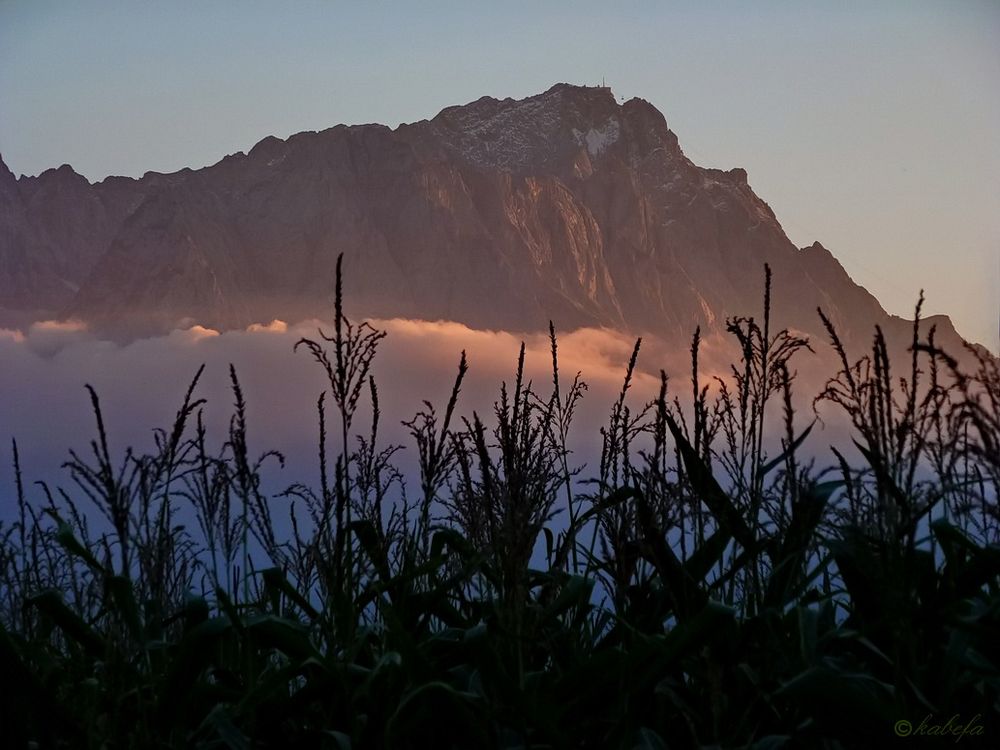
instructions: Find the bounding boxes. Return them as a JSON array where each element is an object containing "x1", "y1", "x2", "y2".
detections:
[{"x1": 1, "y1": 257, "x2": 997, "y2": 749}]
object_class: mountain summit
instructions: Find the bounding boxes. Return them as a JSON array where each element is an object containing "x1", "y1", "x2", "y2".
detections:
[{"x1": 0, "y1": 84, "x2": 967, "y2": 353}]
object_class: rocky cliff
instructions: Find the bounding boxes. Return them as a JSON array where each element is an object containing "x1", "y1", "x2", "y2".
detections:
[{"x1": 0, "y1": 84, "x2": 969, "y2": 356}]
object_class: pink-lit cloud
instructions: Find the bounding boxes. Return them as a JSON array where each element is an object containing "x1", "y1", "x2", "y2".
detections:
[{"x1": 0, "y1": 314, "x2": 848, "y2": 525}]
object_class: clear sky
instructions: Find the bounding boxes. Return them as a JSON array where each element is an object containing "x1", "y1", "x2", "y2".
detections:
[{"x1": 1, "y1": 0, "x2": 997, "y2": 350}]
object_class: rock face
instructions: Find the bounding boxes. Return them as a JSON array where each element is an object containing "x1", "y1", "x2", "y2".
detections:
[
  {"x1": 0, "y1": 84, "x2": 970, "y2": 353},
  {"x1": 0, "y1": 159, "x2": 133, "y2": 324}
]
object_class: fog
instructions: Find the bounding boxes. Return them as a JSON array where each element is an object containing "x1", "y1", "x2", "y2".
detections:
[{"x1": 0, "y1": 315, "x2": 853, "y2": 529}]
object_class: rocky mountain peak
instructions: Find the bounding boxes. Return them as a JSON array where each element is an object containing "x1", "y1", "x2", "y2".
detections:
[
  {"x1": 0, "y1": 154, "x2": 15, "y2": 184},
  {"x1": 422, "y1": 83, "x2": 679, "y2": 174},
  {"x1": 0, "y1": 84, "x2": 975, "y2": 361},
  {"x1": 31, "y1": 163, "x2": 92, "y2": 191},
  {"x1": 0, "y1": 156, "x2": 18, "y2": 211}
]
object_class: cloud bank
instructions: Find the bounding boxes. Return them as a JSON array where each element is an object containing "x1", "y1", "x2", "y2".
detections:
[{"x1": 0, "y1": 315, "x2": 848, "y2": 526}]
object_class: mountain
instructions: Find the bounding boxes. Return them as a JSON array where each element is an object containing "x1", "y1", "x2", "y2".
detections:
[{"x1": 0, "y1": 84, "x2": 973, "y2": 358}]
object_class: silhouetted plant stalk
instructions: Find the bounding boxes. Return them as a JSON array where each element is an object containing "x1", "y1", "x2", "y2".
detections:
[
  {"x1": 585, "y1": 336, "x2": 647, "y2": 607},
  {"x1": 441, "y1": 341, "x2": 573, "y2": 678},
  {"x1": 181, "y1": 408, "x2": 238, "y2": 592},
  {"x1": 713, "y1": 265, "x2": 812, "y2": 613},
  {"x1": 225, "y1": 365, "x2": 285, "y2": 604},
  {"x1": 295, "y1": 253, "x2": 385, "y2": 635},
  {"x1": 546, "y1": 321, "x2": 588, "y2": 573},
  {"x1": 814, "y1": 293, "x2": 977, "y2": 543},
  {"x1": 352, "y1": 377, "x2": 406, "y2": 559},
  {"x1": 916, "y1": 331, "x2": 1000, "y2": 538},
  {"x1": 403, "y1": 350, "x2": 468, "y2": 556}
]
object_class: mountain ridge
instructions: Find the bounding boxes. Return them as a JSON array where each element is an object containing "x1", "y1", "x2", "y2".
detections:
[{"x1": 0, "y1": 83, "x2": 976, "y2": 360}]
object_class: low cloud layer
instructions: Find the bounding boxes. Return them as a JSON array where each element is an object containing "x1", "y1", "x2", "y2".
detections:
[{"x1": 0, "y1": 315, "x2": 850, "y2": 524}]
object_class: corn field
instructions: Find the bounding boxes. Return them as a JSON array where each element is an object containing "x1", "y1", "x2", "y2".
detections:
[{"x1": 1, "y1": 259, "x2": 997, "y2": 748}]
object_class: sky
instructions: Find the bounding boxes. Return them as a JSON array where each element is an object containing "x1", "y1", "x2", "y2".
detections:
[{"x1": 0, "y1": 0, "x2": 997, "y2": 350}]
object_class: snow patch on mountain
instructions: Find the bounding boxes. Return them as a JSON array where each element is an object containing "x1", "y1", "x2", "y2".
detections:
[{"x1": 572, "y1": 118, "x2": 620, "y2": 158}]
